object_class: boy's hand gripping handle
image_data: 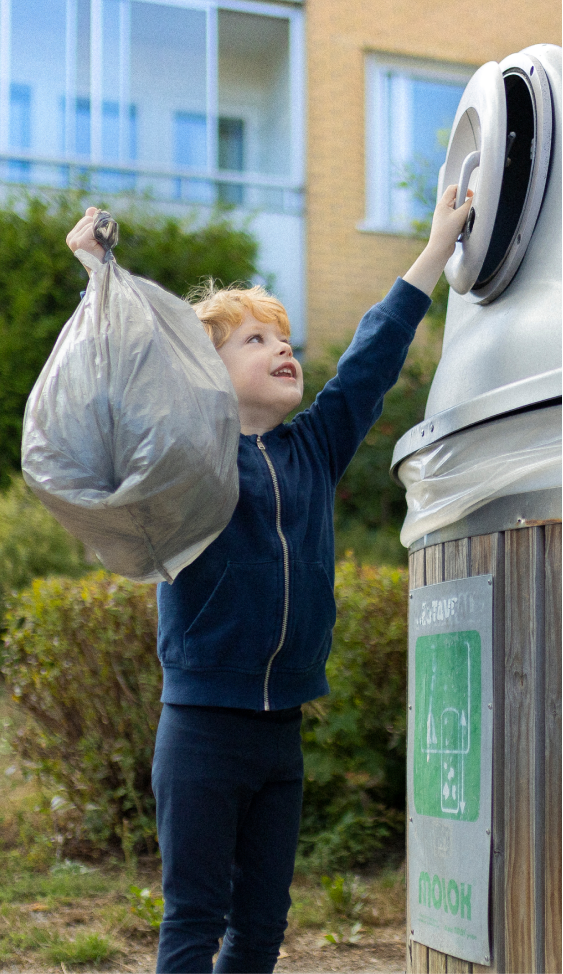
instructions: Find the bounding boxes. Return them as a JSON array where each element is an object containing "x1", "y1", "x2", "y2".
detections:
[{"x1": 455, "y1": 150, "x2": 480, "y2": 209}]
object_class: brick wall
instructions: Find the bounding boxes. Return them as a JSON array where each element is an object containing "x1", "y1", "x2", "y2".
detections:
[{"x1": 305, "y1": 0, "x2": 561, "y2": 357}]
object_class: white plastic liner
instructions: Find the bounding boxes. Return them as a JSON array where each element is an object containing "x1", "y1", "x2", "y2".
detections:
[
  {"x1": 22, "y1": 250, "x2": 240, "y2": 583},
  {"x1": 398, "y1": 404, "x2": 561, "y2": 548}
]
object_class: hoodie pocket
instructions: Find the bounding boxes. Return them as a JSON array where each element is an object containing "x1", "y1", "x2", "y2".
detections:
[
  {"x1": 182, "y1": 561, "x2": 281, "y2": 673},
  {"x1": 279, "y1": 561, "x2": 337, "y2": 672}
]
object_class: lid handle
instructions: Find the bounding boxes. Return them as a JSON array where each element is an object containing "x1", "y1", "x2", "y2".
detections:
[{"x1": 455, "y1": 150, "x2": 481, "y2": 209}]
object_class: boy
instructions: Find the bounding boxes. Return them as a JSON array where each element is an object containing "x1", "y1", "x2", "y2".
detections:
[{"x1": 66, "y1": 184, "x2": 472, "y2": 973}]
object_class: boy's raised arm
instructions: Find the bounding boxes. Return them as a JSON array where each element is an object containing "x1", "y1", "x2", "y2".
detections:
[{"x1": 292, "y1": 184, "x2": 474, "y2": 482}]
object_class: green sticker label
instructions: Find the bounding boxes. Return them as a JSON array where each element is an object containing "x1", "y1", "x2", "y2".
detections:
[{"x1": 414, "y1": 631, "x2": 481, "y2": 821}]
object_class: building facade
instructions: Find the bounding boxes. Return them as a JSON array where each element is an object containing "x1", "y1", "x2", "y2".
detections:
[
  {"x1": 0, "y1": 0, "x2": 560, "y2": 354},
  {"x1": 305, "y1": 0, "x2": 561, "y2": 355}
]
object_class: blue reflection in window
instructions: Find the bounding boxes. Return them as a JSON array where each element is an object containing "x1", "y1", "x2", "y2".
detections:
[
  {"x1": 8, "y1": 84, "x2": 31, "y2": 183},
  {"x1": 10, "y1": 84, "x2": 31, "y2": 149},
  {"x1": 76, "y1": 98, "x2": 91, "y2": 156},
  {"x1": 102, "y1": 101, "x2": 119, "y2": 158},
  {"x1": 59, "y1": 97, "x2": 135, "y2": 158},
  {"x1": 128, "y1": 105, "x2": 137, "y2": 161},
  {"x1": 7, "y1": 160, "x2": 31, "y2": 183},
  {"x1": 102, "y1": 102, "x2": 137, "y2": 162},
  {"x1": 174, "y1": 112, "x2": 207, "y2": 168},
  {"x1": 411, "y1": 80, "x2": 462, "y2": 169},
  {"x1": 408, "y1": 78, "x2": 464, "y2": 220}
]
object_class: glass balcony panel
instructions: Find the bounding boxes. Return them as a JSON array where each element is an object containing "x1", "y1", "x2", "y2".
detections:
[
  {"x1": 101, "y1": 0, "x2": 137, "y2": 167},
  {"x1": 175, "y1": 177, "x2": 216, "y2": 205},
  {"x1": 218, "y1": 11, "x2": 290, "y2": 178},
  {"x1": 10, "y1": 0, "x2": 66, "y2": 160},
  {"x1": 130, "y1": 2, "x2": 207, "y2": 170},
  {"x1": 76, "y1": 0, "x2": 92, "y2": 142}
]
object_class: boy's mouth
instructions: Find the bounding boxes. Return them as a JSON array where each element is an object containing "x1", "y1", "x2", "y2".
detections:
[{"x1": 271, "y1": 363, "x2": 297, "y2": 379}]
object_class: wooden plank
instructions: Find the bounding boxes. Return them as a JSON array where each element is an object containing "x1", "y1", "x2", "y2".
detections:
[
  {"x1": 544, "y1": 523, "x2": 562, "y2": 974},
  {"x1": 471, "y1": 533, "x2": 505, "y2": 974},
  {"x1": 410, "y1": 548, "x2": 426, "y2": 590},
  {"x1": 428, "y1": 947, "x2": 448, "y2": 972},
  {"x1": 504, "y1": 527, "x2": 545, "y2": 974},
  {"x1": 425, "y1": 543, "x2": 443, "y2": 585},
  {"x1": 411, "y1": 940, "x2": 429, "y2": 973},
  {"x1": 444, "y1": 538, "x2": 470, "y2": 581},
  {"x1": 408, "y1": 549, "x2": 426, "y2": 972},
  {"x1": 446, "y1": 959, "x2": 472, "y2": 972},
  {"x1": 469, "y1": 534, "x2": 496, "y2": 578}
]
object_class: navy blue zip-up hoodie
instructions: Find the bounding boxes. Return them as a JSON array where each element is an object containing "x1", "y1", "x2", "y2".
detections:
[{"x1": 157, "y1": 278, "x2": 431, "y2": 710}]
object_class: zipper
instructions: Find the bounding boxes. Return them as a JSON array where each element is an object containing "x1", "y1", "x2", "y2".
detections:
[{"x1": 257, "y1": 435, "x2": 290, "y2": 710}]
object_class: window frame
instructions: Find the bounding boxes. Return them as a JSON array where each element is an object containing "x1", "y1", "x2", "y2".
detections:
[{"x1": 362, "y1": 52, "x2": 476, "y2": 235}]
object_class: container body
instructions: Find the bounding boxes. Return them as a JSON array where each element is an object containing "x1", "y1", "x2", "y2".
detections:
[
  {"x1": 407, "y1": 526, "x2": 561, "y2": 974},
  {"x1": 398, "y1": 44, "x2": 562, "y2": 974}
]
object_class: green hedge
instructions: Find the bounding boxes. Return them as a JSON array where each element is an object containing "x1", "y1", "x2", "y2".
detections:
[
  {"x1": 0, "y1": 475, "x2": 90, "y2": 619},
  {"x1": 299, "y1": 559, "x2": 408, "y2": 871},
  {"x1": 1, "y1": 572, "x2": 160, "y2": 850},
  {"x1": 2, "y1": 558, "x2": 408, "y2": 868}
]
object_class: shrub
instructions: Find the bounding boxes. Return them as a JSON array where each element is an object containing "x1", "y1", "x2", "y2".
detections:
[
  {"x1": 299, "y1": 557, "x2": 408, "y2": 872},
  {"x1": 1, "y1": 571, "x2": 160, "y2": 851},
  {"x1": 2, "y1": 558, "x2": 408, "y2": 869},
  {"x1": 0, "y1": 474, "x2": 90, "y2": 618}
]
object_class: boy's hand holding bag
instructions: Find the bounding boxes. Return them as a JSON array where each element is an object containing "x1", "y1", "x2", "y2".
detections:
[{"x1": 21, "y1": 213, "x2": 240, "y2": 583}]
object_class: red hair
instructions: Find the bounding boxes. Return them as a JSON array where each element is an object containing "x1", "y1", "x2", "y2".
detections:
[{"x1": 189, "y1": 281, "x2": 290, "y2": 349}]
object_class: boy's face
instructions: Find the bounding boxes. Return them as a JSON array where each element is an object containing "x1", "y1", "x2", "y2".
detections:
[{"x1": 217, "y1": 314, "x2": 304, "y2": 435}]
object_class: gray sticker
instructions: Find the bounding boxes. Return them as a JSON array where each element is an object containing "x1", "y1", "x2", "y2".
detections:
[{"x1": 408, "y1": 575, "x2": 493, "y2": 966}]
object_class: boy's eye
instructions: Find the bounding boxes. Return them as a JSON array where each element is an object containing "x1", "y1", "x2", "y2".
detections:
[{"x1": 247, "y1": 334, "x2": 263, "y2": 343}]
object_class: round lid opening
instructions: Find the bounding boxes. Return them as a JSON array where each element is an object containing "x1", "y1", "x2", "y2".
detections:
[
  {"x1": 474, "y1": 72, "x2": 536, "y2": 289},
  {"x1": 464, "y1": 51, "x2": 553, "y2": 304}
]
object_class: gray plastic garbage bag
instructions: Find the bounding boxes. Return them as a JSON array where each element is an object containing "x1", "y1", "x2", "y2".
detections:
[{"x1": 21, "y1": 248, "x2": 240, "y2": 583}]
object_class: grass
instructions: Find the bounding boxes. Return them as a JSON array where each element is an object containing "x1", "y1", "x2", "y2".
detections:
[
  {"x1": 42, "y1": 931, "x2": 117, "y2": 965},
  {"x1": 0, "y1": 687, "x2": 406, "y2": 968},
  {"x1": 287, "y1": 867, "x2": 405, "y2": 934}
]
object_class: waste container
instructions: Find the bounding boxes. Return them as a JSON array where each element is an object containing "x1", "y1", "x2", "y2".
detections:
[{"x1": 391, "y1": 44, "x2": 562, "y2": 974}]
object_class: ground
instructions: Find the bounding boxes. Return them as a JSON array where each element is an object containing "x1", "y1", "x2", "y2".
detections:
[
  {"x1": 0, "y1": 693, "x2": 406, "y2": 974},
  {"x1": 0, "y1": 928, "x2": 406, "y2": 974},
  {"x1": 0, "y1": 866, "x2": 406, "y2": 973}
]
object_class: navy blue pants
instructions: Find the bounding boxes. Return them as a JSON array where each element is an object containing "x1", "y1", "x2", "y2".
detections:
[{"x1": 152, "y1": 703, "x2": 304, "y2": 973}]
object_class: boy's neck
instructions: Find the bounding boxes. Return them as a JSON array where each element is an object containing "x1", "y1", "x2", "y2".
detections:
[
  {"x1": 238, "y1": 406, "x2": 289, "y2": 436},
  {"x1": 240, "y1": 420, "x2": 283, "y2": 436}
]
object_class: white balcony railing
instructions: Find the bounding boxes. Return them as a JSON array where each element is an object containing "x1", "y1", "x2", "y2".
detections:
[{"x1": 0, "y1": 151, "x2": 304, "y2": 216}]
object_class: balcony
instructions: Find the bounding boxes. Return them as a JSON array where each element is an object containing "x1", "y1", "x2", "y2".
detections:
[{"x1": 0, "y1": 0, "x2": 306, "y2": 342}]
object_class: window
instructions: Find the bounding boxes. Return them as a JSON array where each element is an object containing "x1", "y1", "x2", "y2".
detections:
[
  {"x1": 218, "y1": 117, "x2": 244, "y2": 206},
  {"x1": 364, "y1": 55, "x2": 475, "y2": 233}
]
